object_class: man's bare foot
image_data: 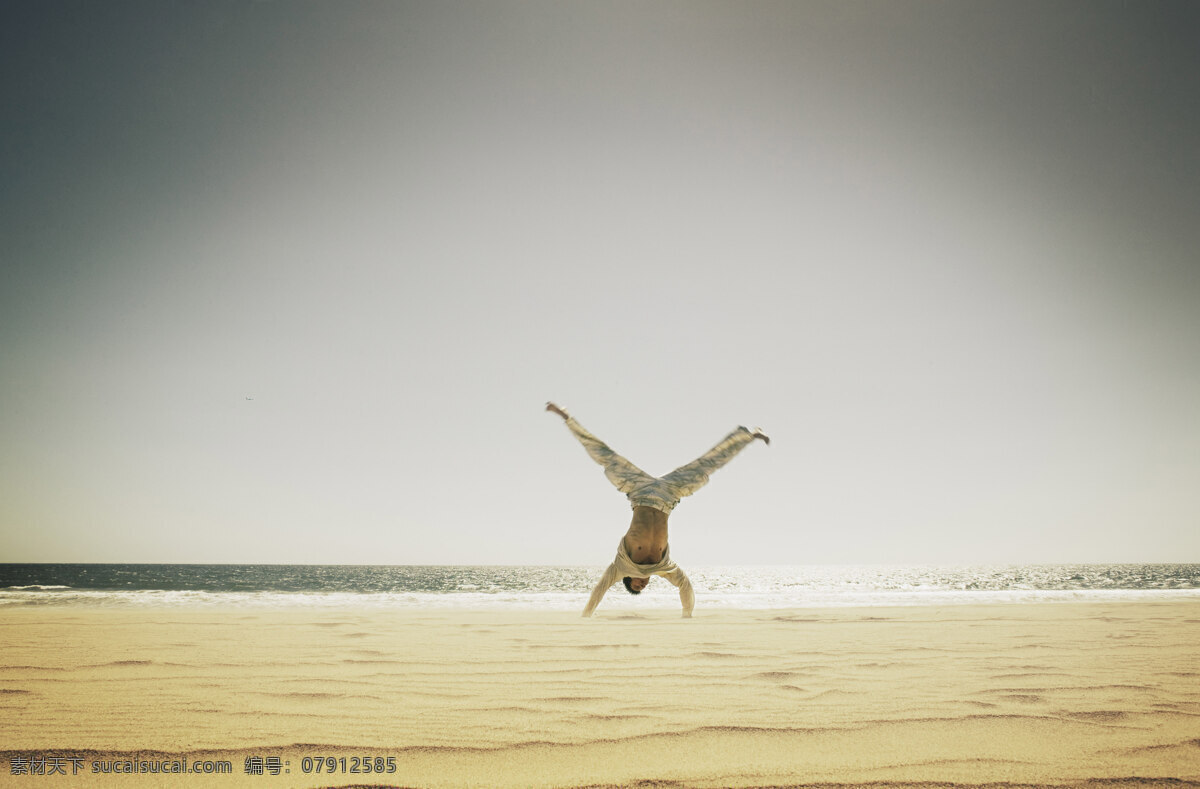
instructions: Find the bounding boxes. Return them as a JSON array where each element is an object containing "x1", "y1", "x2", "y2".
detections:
[
  {"x1": 751, "y1": 428, "x2": 770, "y2": 445},
  {"x1": 545, "y1": 402, "x2": 570, "y2": 421}
]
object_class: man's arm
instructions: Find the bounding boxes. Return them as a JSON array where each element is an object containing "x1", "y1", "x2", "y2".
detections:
[
  {"x1": 582, "y1": 563, "x2": 621, "y2": 618},
  {"x1": 661, "y1": 567, "x2": 695, "y2": 618}
]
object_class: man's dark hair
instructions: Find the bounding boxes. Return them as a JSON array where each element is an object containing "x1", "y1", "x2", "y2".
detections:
[{"x1": 622, "y1": 576, "x2": 641, "y2": 595}]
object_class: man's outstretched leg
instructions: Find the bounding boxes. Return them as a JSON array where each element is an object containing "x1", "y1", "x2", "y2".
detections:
[
  {"x1": 546, "y1": 402, "x2": 656, "y2": 496},
  {"x1": 658, "y1": 425, "x2": 769, "y2": 500}
]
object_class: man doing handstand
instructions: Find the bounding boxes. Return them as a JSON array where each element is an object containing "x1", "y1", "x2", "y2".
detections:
[{"x1": 546, "y1": 402, "x2": 769, "y2": 618}]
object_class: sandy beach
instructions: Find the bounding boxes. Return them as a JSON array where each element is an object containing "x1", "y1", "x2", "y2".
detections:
[{"x1": 1, "y1": 601, "x2": 1198, "y2": 788}]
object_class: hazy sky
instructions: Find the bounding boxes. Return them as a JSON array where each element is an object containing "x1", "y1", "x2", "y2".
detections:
[{"x1": 2, "y1": 1, "x2": 1198, "y2": 565}]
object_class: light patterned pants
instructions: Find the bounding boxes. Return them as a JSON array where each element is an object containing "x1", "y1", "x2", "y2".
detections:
[{"x1": 563, "y1": 417, "x2": 758, "y2": 514}]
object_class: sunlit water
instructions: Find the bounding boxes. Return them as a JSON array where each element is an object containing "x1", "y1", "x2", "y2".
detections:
[{"x1": 3, "y1": 563, "x2": 1198, "y2": 610}]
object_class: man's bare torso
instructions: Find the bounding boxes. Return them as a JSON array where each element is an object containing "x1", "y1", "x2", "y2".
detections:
[{"x1": 622, "y1": 506, "x2": 670, "y2": 564}]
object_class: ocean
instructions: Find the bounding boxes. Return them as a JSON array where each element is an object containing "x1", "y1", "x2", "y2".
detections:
[{"x1": 2, "y1": 563, "x2": 1198, "y2": 610}]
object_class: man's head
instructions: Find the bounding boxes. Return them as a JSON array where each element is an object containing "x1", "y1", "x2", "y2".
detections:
[{"x1": 622, "y1": 576, "x2": 648, "y2": 594}]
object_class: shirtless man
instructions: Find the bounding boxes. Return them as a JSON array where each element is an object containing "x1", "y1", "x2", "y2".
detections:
[{"x1": 546, "y1": 402, "x2": 768, "y2": 618}]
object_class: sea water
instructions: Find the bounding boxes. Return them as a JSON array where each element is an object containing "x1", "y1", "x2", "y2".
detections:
[{"x1": 2, "y1": 563, "x2": 1198, "y2": 610}]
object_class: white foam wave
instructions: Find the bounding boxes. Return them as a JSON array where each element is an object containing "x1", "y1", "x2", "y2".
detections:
[
  {"x1": 4, "y1": 585, "x2": 71, "y2": 590},
  {"x1": 2, "y1": 586, "x2": 1199, "y2": 611}
]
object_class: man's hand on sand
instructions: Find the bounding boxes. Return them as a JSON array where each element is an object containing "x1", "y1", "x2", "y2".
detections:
[{"x1": 545, "y1": 402, "x2": 570, "y2": 421}]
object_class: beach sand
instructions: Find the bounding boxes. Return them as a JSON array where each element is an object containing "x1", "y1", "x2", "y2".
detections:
[{"x1": 1, "y1": 601, "x2": 1198, "y2": 788}]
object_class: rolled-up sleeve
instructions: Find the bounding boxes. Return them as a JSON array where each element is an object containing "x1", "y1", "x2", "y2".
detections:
[
  {"x1": 582, "y1": 563, "x2": 621, "y2": 617},
  {"x1": 661, "y1": 567, "x2": 695, "y2": 617}
]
